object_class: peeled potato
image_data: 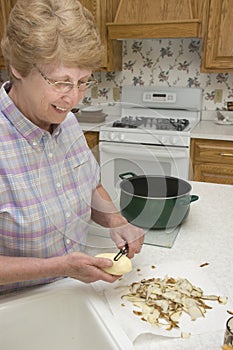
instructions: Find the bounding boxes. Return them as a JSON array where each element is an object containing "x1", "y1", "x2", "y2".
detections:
[{"x1": 95, "y1": 253, "x2": 132, "y2": 275}]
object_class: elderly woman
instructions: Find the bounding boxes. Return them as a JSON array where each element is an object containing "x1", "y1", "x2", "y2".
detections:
[{"x1": 0, "y1": 0, "x2": 144, "y2": 293}]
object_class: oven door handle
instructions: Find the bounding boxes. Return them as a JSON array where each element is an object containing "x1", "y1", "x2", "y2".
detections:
[{"x1": 99, "y1": 143, "x2": 187, "y2": 159}]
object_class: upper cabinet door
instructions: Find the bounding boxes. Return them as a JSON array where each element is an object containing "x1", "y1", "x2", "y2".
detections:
[
  {"x1": 201, "y1": 0, "x2": 233, "y2": 72},
  {"x1": 0, "y1": 0, "x2": 17, "y2": 69},
  {"x1": 107, "y1": 0, "x2": 204, "y2": 39},
  {"x1": 79, "y1": 0, "x2": 122, "y2": 71}
]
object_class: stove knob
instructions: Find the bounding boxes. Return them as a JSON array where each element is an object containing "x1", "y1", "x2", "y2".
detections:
[
  {"x1": 100, "y1": 131, "x2": 106, "y2": 140},
  {"x1": 170, "y1": 136, "x2": 178, "y2": 144},
  {"x1": 110, "y1": 132, "x2": 116, "y2": 140},
  {"x1": 106, "y1": 132, "x2": 111, "y2": 141},
  {"x1": 104, "y1": 132, "x2": 111, "y2": 141},
  {"x1": 118, "y1": 133, "x2": 125, "y2": 141},
  {"x1": 161, "y1": 136, "x2": 167, "y2": 145}
]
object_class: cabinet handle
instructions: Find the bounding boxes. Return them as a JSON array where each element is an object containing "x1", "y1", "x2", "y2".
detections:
[{"x1": 220, "y1": 153, "x2": 233, "y2": 157}]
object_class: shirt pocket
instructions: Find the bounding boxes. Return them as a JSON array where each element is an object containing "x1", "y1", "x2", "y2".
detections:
[{"x1": 62, "y1": 153, "x2": 94, "y2": 218}]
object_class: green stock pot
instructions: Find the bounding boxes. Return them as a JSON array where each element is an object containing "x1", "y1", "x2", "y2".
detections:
[{"x1": 119, "y1": 172, "x2": 199, "y2": 229}]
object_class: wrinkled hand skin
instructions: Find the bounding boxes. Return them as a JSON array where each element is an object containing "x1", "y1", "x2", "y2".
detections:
[
  {"x1": 64, "y1": 252, "x2": 120, "y2": 283},
  {"x1": 91, "y1": 183, "x2": 144, "y2": 259},
  {"x1": 110, "y1": 221, "x2": 145, "y2": 259},
  {"x1": 63, "y1": 222, "x2": 144, "y2": 284}
]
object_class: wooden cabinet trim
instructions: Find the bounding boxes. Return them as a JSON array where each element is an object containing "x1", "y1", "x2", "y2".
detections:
[{"x1": 108, "y1": 21, "x2": 201, "y2": 39}]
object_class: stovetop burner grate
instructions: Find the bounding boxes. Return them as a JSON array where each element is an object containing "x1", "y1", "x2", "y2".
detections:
[{"x1": 112, "y1": 116, "x2": 189, "y2": 131}]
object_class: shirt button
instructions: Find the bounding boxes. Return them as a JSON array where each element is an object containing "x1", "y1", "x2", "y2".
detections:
[
  {"x1": 48, "y1": 153, "x2": 53, "y2": 158},
  {"x1": 56, "y1": 183, "x2": 61, "y2": 188},
  {"x1": 32, "y1": 141, "x2": 37, "y2": 146},
  {"x1": 66, "y1": 239, "x2": 71, "y2": 245},
  {"x1": 65, "y1": 212, "x2": 71, "y2": 218}
]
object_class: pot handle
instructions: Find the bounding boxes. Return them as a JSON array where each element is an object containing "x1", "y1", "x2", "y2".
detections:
[
  {"x1": 178, "y1": 195, "x2": 199, "y2": 206},
  {"x1": 190, "y1": 195, "x2": 199, "y2": 203},
  {"x1": 119, "y1": 172, "x2": 137, "y2": 179}
]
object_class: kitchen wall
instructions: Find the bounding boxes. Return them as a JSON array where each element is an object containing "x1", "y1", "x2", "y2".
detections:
[
  {"x1": 1, "y1": 38, "x2": 233, "y2": 114},
  {"x1": 91, "y1": 38, "x2": 233, "y2": 115}
]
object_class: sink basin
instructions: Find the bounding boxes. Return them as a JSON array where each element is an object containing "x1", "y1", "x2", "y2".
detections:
[{"x1": 0, "y1": 278, "x2": 133, "y2": 350}]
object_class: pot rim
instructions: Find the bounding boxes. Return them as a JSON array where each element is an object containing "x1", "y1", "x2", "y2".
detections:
[
  {"x1": 120, "y1": 175, "x2": 192, "y2": 199},
  {"x1": 120, "y1": 188, "x2": 191, "y2": 200}
]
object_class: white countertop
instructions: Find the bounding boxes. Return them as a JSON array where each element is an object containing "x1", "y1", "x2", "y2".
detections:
[
  {"x1": 127, "y1": 181, "x2": 233, "y2": 349},
  {"x1": 191, "y1": 120, "x2": 233, "y2": 141},
  {"x1": 1, "y1": 181, "x2": 232, "y2": 350}
]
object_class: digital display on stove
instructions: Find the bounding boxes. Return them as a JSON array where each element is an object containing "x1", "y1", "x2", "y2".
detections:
[
  {"x1": 143, "y1": 92, "x2": 176, "y2": 103},
  {"x1": 153, "y1": 93, "x2": 166, "y2": 97}
]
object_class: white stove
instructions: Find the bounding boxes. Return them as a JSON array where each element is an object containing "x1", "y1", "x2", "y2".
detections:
[
  {"x1": 100, "y1": 86, "x2": 202, "y2": 148},
  {"x1": 99, "y1": 86, "x2": 202, "y2": 202}
]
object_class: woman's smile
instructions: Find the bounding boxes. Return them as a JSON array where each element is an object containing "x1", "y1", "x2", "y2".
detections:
[{"x1": 51, "y1": 104, "x2": 69, "y2": 113}]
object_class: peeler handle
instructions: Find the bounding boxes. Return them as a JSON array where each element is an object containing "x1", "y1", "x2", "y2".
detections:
[{"x1": 113, "y1": 244, "x2": 128, "y2": 261}]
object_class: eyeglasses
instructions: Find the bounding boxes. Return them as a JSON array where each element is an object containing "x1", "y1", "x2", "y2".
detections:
[{"x1": 34, "y1": 64, "x2": 98, "y2": 93}]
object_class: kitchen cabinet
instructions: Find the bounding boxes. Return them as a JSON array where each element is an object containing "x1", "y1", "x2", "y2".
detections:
[
  {"x1": 0, "y1": 0, "x2": 17, "y2": 69},
  {"x1": 107, "y1": 0, "x2": 205, "y2": 39},
  {"x1": 201, "y1": 0, "x2": 233, "y2": 72},
  {"x1": 84, "y1": 131, "x2": 99, "y2": 163},
  {"x1": 190, "y1": 138, "x2": 233, "y2": 185},
  {"x1": 79, "y1": 0, "x2": 122, "y2": 71}
]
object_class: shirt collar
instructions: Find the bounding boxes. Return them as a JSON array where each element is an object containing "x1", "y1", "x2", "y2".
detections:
[{"x1": 0, "y1": 82, "x2": 62, "y2": 147}]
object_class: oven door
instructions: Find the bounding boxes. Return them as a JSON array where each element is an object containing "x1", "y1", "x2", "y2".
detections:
[{"x1": 99, "y1": 141, "x2": 190, "y2": 205}]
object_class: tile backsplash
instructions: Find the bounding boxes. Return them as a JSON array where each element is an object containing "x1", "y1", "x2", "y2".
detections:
[{"x1": 1, "y1": 38, "x2": 233, "y2": 113}]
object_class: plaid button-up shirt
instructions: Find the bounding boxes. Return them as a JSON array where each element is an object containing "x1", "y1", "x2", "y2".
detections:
[{"x1": 0, "y1": 82, "x2": 100, "y2": 293}]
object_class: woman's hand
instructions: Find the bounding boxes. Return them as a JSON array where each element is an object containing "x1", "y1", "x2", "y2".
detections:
[
  {"x1": 63, "y1": 252, "x2": 121, "y2": 283},
  {"x1": 91, "y1": 182, "x2": 145, "y2": 258},
  {"x1": 110, "y1": 221, "x2": 145, "y2": 259},
  {"x1": 0, "y1": 253, "x2": 121, "y2": 286}
]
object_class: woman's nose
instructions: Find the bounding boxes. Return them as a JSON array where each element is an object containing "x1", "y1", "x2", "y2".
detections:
[{"x1": 64, "y1": 88, "x2": 86, "y2": 105}]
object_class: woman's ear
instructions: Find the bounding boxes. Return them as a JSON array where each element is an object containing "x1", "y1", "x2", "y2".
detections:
[{"x1": 10, "y1": 65, "x2": 22, "y2": 79}]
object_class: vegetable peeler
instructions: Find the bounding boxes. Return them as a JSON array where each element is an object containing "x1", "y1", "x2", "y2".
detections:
[{"x1": 113, "y1": 244, "x2": 128, "y2": 261}]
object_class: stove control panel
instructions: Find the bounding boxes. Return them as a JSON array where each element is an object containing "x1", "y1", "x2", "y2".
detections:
[
  {"x1": 99, "y1": 130, "x2": 190, "y2": 147},
  {"x1": 143, "y1": 91, "x2": 176, "y2": 103}
]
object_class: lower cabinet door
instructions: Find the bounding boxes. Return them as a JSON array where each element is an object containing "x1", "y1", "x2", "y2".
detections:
[{"x1": 194, "y1": 163, "x2": 233, "y2": 185}]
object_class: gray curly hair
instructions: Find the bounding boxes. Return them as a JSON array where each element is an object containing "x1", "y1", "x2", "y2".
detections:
[{"x1": 1, "y1": 0, "x2": 104, "y2": 77}]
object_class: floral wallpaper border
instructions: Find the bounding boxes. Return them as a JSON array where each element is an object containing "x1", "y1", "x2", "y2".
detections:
[
  {"x1": 1, "y1": 38, "x2": 233, "y2": 112},
  {"x1": 90, "y1": 39, "x2": 233, "y2": 112}
]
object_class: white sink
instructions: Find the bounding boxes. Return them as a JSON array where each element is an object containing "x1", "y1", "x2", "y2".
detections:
[{"x1": 0, "y1": 278, "x2": 133, "y2": 350}]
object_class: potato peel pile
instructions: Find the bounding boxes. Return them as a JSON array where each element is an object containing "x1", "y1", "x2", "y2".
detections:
[{"x1": 122, "y1": 275, "x2": 228, "y2": 332}]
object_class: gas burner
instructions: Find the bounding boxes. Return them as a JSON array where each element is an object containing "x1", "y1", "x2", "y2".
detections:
[
  {"x1": 112, "y1": 116, "x2": 145, "y2": 128},
  {"x1": 112, "y1": 116, "x2": 137, "y2": 128},
  {"x1": 112, "y1": 116, "x2": 189, "y2": 131},
  {"x1": 169, "y1": 118, "x2": 189, "y2": 131}
]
